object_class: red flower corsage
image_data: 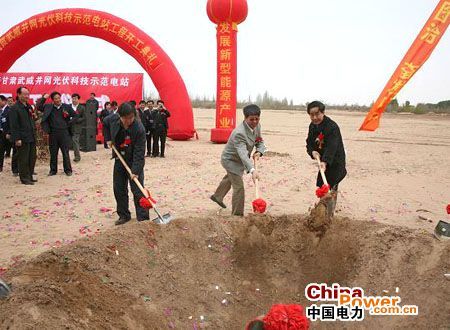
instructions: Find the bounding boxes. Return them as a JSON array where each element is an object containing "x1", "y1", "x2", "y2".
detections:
[
  {"x1": 318, "y1": 132, "x2": 324, "y2": 141},
  {"x1": 120, "y1": 136, "x2": 132, "y2": 148},
  {"x1": 255, "y1": 136, "x2": 263, "y2": 143},
  {"x1": 62, "y1": 110, "x2": 69, "y2": 119}
]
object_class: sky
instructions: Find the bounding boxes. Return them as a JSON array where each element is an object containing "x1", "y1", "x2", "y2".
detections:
[{"x1": 1, "y1": 0, "x2": 449, "y2": 106}]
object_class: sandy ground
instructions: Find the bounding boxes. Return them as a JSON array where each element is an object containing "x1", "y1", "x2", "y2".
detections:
[{"x1": 1, "y1": 109, "x2": 449, "y2": 271}]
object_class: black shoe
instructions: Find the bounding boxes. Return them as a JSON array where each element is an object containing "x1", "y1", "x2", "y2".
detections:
[
  {"x1": 104, "y1": 146, "x2": 109, "y2": 149},
  {"x1": 210, "y1": 195, "x2": 226, "y2": 209},
  {"x1": 33, "y1": 172, "x2": 37, "y2": 175},
  {"x1": 0, "y1": 167, "x2": 3, "y2": 172},
  {"x1": 146, "y1": 154, "x2": 151, "y2": 158},
  {"x1": 137, "y1": 218, "x2": 150, "y2": 222},
  {"x1": 21, "y1": 180, "x2": 34, "y2": 185},
  {"x1": 31, "y1": 178, "x2": 38, "y2": 183},
  {"x1": 48, "y1": 171, "x2": 57, "y2": 176},
  {"x1": 160, "y1": 155, "x2": 165, "y2": 158},
  {"x1": 13, "y1": 172, "x2": 19, "y2": 177},
  {"x1": 65, "y1": 171, "x2": 73, "y2": 176},
  {"x1": 115, "y1": 217, "x2": 131, "y2": 225},
  {"x1": 73, "y1": 158, "x2": 80, "y2": 163}
]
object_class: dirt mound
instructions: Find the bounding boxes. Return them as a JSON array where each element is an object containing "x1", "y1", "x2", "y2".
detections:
[{"x1": 0, "y1": 215, "x2": 449, "y2": 329}]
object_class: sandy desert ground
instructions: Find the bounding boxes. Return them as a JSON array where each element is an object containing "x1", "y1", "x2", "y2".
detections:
[{"x1": 1, "y1": 108, "x2": 449, "y2": 270}]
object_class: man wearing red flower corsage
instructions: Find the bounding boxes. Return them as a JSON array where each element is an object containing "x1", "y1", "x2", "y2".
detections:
[
  {"x1": 103, "y1": 102, "x2": 149, "y2": 225},
  {"x1": 306, "y1": 101, "x2": 347, "y2": 216},
  {"x1": 38, "y1": 91, "x2": 78, "y2": 176},
  {"x1": 211, "y1": 104, "x2": 266, "y2": 216}
]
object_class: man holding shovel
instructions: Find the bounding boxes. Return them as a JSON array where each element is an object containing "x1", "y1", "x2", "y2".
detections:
[
  {"x1": 306, "y1": 101, "x2": 347, "y2": 216},
  {"x1": 103, "y1": 102, "x2": 150, "y2": 225},
  {"x1": 211, "y1": 104, "x2": 267, "y2": 216}
]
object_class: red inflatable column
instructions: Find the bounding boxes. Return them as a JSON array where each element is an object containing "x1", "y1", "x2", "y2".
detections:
[{"x1": 207, "y1": 0, "x2": 248, "y2": 143}]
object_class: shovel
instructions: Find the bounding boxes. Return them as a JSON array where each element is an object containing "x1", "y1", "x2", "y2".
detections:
[
  {"x1": 252, "y1": 157, "x2": 267, "y2": 213},
  {"x1": 314, "y1": 153, "x2": 330, "y2": 198},
  {"x1": 111, "y1": 144, "x2": 173, "y2": 224}
]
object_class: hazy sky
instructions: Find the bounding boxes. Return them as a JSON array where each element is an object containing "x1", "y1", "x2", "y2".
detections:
[{"x1": 2, "y1": 0, "x2": 449, "y2": 105}]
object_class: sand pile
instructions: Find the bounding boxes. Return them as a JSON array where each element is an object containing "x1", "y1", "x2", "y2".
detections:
[{"x1": 0, "y1": 214, "x2": 448, "y2": 329}]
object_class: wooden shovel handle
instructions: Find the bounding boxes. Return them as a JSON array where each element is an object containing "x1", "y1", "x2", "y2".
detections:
[
  {"x1": 253, "y1": 158, "x2": 260, "y2": 199},
  {"x1": 111, "y1": 144, "x2": 149, "y2": 198},
  {"x1": 314, "y1": 154, "x2": 329, "y2": 187}
]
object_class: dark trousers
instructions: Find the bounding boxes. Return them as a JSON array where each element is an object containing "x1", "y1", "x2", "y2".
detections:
[
  {"x1": 49, "y1": 130, "x2": 72, "y2": 173},
  {"x1": 152, "y1": 128, "x2": 167, "y2": 156},
  {"x1": 11, "y1": 146, "x2": 18, "y2": 174},
  {"x1": 317, "y1": 165, "x2": 347, "y2": 189},
  {"x1": 17, "y1": 142, "x2": 36, "y2": 182},
  {"x1": 102, "y1": 126, "x2": 108, "y2": 148},
  {"x1": 113, "y1": 160, "x2": 149, "y2": 221},
  {"x1": 4, "y1": 139, "x2": 12, "y2": 157},
  {"x1": 146, "y1": 129, "x2": 154, "y2": 155},
  {"x1": 0, "y1": 131, "x2": 6, "y2": 169}
]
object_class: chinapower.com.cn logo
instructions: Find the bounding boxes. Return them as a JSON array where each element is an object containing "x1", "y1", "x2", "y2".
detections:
[{"x1": 305, "y1": 283, "x2": 418, "y2": 322}]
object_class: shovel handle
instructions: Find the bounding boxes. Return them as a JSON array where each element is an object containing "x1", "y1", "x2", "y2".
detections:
[
  {"x1": 253, "y1": 158, "x2": 260, "y2": 199},
  {"x1": 314, "y1": 154, "x2": 329, "y2": 187},
  {"x1": 111, "y1": 144, "x2": 149, "y2": 198}
]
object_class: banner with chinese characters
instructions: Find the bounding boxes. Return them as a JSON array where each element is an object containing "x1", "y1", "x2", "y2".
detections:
[
  {"x1": 0, "y1": 8, "x2": 195, "y2": 140},
  {"x1": 0, "y1": 72, "x2": 143, "y2": 108},
  {"x1": 360, "y1": 0, "x2": 450, "y2": 131},
  {"x1": 210, "y1": 22, "x2": 238, "y2": 143}
]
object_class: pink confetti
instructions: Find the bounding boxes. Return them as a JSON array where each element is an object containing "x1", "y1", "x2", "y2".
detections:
[{"x1": 100, "y1": 207, "x2": 113, "y2": 213}]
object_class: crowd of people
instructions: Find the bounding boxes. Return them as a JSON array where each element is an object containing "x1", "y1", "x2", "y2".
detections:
[{"x1": 0, "y1": 86, "x2": 171, "y2": 185}]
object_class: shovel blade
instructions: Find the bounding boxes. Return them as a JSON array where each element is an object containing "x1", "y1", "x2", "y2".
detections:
[{"x1": 152, "y1": 213, "x2": 174, "y2": 225}]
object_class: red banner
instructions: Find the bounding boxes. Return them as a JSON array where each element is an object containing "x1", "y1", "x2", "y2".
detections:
[
  {"x1": 0, "y1": 72, "x2": 143, "y2": 109},
  {"x1": 360, "y1": 0, "x2": 450, "y2": 131}
]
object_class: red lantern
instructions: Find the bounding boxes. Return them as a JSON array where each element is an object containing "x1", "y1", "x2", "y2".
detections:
[{"x1": 207, "y1": 0, "x2": 248, "y2": 143}]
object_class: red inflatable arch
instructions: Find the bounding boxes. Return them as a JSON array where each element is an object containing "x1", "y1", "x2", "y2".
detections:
[{"x1": 0, "y1": 8, "x2": 195, "y2": 140}]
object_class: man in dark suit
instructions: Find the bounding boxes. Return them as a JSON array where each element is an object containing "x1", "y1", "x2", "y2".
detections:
[
  {"x1": 70, "y1": 93, "x2": 86, "y2": 162},
  {"x1": 0, "y1": 95, "x2": 9, "y2": 172},
  {"x1": 0, "y1": 96, "x2": 18, "y2": 175},
  {"x1": 100, "y1": 102, "x2": 112, "y2": 149},
  {"x1": 142, "y1": 100, "x2": 155, "y2": 157},
  {"x1": 38, "y1": 92, "x2": 78, "y2": 176},
  {"x1": 86, "y1": 92, "x2": 99, "y2": 125},
  {"x1": 103, "y1": 102, "x2": 149, "y2": 225},
  {"x1": 152, "y1": 100, "x2": 171, "y2": 158},
  {"x1": 306, "y1": 101, "x2": 347, "y2": 216},
  {"x1": 8, "y1": 87, "x2": 37, "y2": 185}
]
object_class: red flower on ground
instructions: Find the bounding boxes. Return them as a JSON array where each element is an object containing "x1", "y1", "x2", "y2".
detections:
[
  {"x1": 447, "y1": 204, "x2": 450, "y2": 215},
  {"x1": 263, "y1": 304, "x2": 309, "y2": 330}
]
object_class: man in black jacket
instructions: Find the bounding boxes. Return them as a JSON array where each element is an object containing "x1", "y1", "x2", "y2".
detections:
[
  {"x1": 38, "y1": 92, "x2": 78, "y2": 176},
  {"x1": 8, "y1": 87, "x2": 37, "y2": 185},
  {"x1": 100, "y1": 102, "x2": 112, "y2": 149},
  {"x1": 142, "y1": 100, "x2": 156, "y2": 157},
  {"x1": 152, "y1": 100, "x2": 171, "y2": 158},
  {"x1": 306, "y1": 101, "x2": 346, "y2": 215},
  {"x1": 70, "y1": 93, "x2": 86, "y2": 162},
  {"x1": 0, "y1": 96, "x2": 18, "y2": 175},
  {"x1": 103, "y1": 102, "x2": 149, "y2": 225},
  {"x1": 0, "y1": 95, "x2": 9, "y2": 172}
]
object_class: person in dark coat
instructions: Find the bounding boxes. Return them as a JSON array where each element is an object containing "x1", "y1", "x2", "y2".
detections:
[
  {"x1": 152, "y1": 100, "x2": 171, "y2": 158},
  {"x1": 38, "y1": 92, "x2": 78, "y2": 176},
  {"x1": 0, "y1": 96, "x2": 18, "y2": 175},
  {"x1": 86, "y1": 92, "x2": 99, "y2": 125},
  {"x1": 0, "y1": 95, "x2": 9, "y2": 172},
  {"x1": 103, "y1": 102, "x2": 149, "y2": 225},
  {"x1": 100, "y1": 102, "x2": 113, "y2": 149},
  {"x1": 70, "y1": 93, "x2": 86, "y2": 162},
  {"x1": 8, "y1": 87, "x2": 37, "y2": 185},
  {"x1": 306, "y1": 101, "x2": 346, "y2": 215},
  {"x1": 142, "y1": 100, "x2": 156, "y2": 157}
]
